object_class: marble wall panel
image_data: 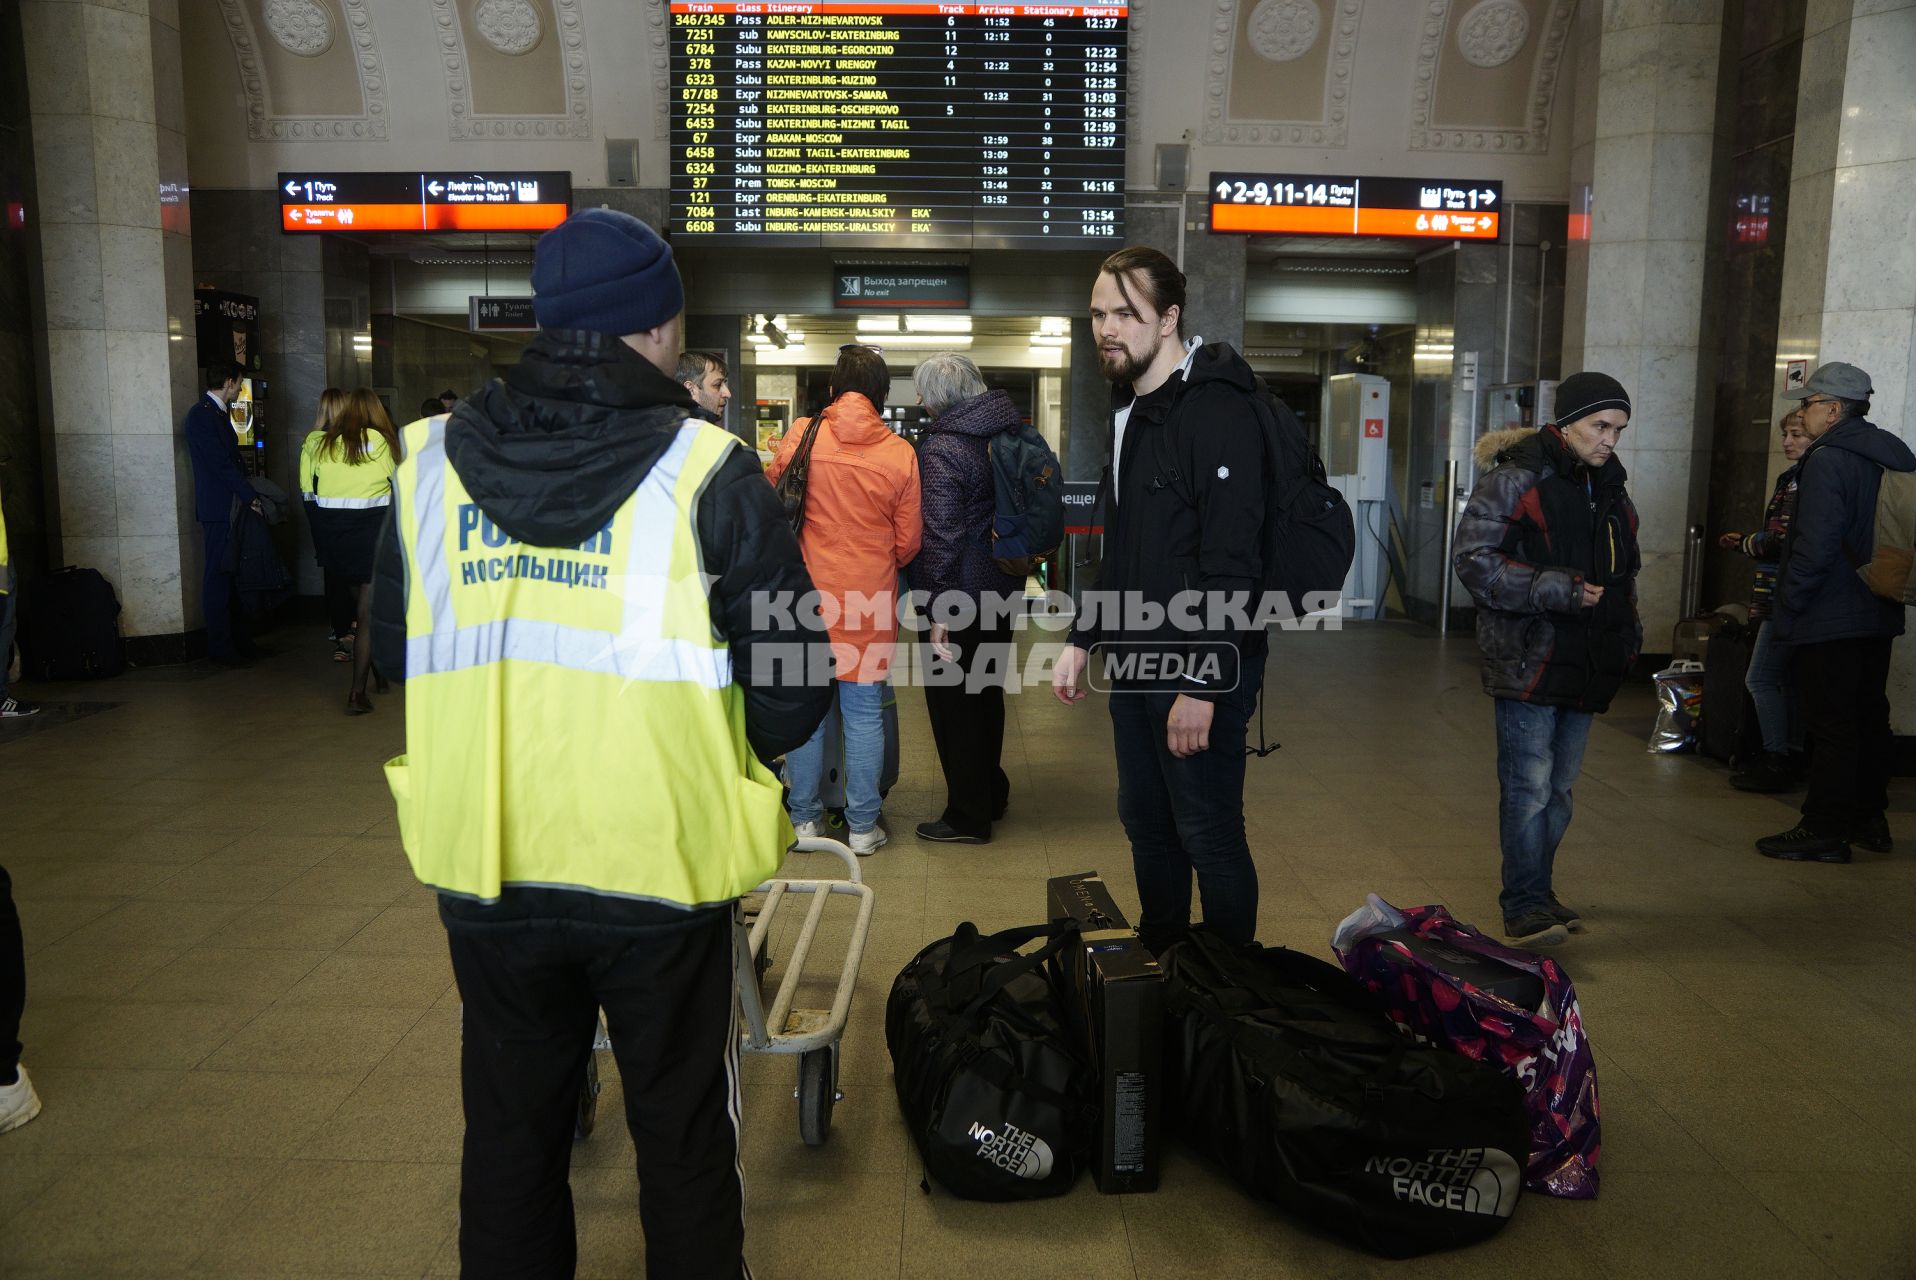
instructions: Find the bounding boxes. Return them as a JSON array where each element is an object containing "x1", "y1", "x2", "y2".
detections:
[
  {"x1": 1581, "y1": 241, "x2": 1650, "y2": 347},
  {"x1": 18, "y1": 3, "x2": 93, "y2": 117},
  {"x1": 1636, "y1": 547, "x2": 1685, "y2": 638},
  {"x1": 61, "y1": 535, "x2": 120, "y2": 576},
  {"x1": 1639, "y1": 240, "x2": 1709, "y2": 348},
  {"x1": 149, "y1": 14, "x2": 187, "y2": 136},
  {"x1": 98, "y1": 224, "x2": 168, "y2": 333},
  {"x1": 46, "y1": 329, "x2": 113, "y2": 434},
  {"x1": 40, "y1": 223, "x2": 104, "y2": 331},
  {"x1": 111, "y1": 432, "x2": 180, "y2": 538},
  {"x1": 116, "y1": 532, "x2": 186, "y2": 635},
  {"x1": 1824, "y1": 157, "x2": 1916, "y2": 312},
  {"x1": 1595, "y1": 25, "x2": 1663, "y2": 138},
  {"x1": 32, "y1": 114, "x2": 101, "y2": 225},
  {"x1": 55, "y1": 435, "x2": 118, "y2": 539},
  {"x1": 1791, "y1": 20, "x2": 1852, "y2": 176},
  {"x1": 1820, "y1": 308, "x2": 1916, "y2": 434},
  {"x1": 105, "y1": 329, "x2": 174, "y2": 435},
  {"x1": 1603, "y1": 0, "x2": 1726, "y2": 30},
  {"x1": 1651, "y1": 22, "x2": 1725, "y2": 124},
  {"x1": 1590, "y1": 134, "x2": 1654, "y2": 240},
  {"x1": 1646, "y1": 130, "x2": 1716, "y2": 232},
  {"x1": 82, "y1": 2, "x2": 157, "y2": 125},
  {"x1": 151, "y1": 0, "x2": 177, "y2": 25},
  {"x1": 90, "y1": 115, "x2": 162, "y2": 230}
]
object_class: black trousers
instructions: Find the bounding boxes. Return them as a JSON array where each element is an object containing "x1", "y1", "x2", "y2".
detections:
[
  {"x1": 1796, "y1": 635, "x2": 1894, "y2": 836},
  {"x1": 446, "y1": 905, "x2": 747, "y2": 1280},
  {"x1": 1, "y1": 864, "x2": 22, "y2": 1082},
  {"x1": 921, "y1": 618, "x2": 1013, "y2": 838}
]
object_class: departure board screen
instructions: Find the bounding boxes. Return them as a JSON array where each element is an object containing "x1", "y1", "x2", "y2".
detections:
[{"x1": 670, "y1": 3, "x2": 1128, "y2": 249}]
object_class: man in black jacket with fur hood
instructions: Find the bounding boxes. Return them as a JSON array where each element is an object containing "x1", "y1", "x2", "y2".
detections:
[
  {"x1": 1455, "y1": 372, "x2": 1641, "y2": 948},
  {"x1": 371, "y1": 209, "x2": 827, "y2": 1279},
  {"x1": 1052, "y1": 247, "x2": 1269, "y2": 953}
]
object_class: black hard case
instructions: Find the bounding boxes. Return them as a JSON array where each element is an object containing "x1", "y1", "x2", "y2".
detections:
[{"x1": 1046, "y1": 872, "x2": 1163, "y2": 1194}]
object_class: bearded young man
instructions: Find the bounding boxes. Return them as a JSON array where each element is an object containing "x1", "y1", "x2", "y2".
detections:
[{"x1": 1051, "y1": 245, "x2": 1270, "y2": 953}]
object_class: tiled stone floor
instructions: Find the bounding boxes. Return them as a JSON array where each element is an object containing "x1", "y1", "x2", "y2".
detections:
[{"x1": 2, "y1": 621, "x2": 1914, "y2": 1277}]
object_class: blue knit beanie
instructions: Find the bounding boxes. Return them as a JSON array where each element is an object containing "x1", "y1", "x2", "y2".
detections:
[{"x1": 532, "y1": 209, "x2": 684, "y2": 336}]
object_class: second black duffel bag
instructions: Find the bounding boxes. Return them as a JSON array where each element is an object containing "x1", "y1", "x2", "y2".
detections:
[{"x1": 1162, "y1": 930, "x2": 1530, "y2": 1257}]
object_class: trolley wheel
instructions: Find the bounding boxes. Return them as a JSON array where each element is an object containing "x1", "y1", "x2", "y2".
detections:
[
  {"x1": 797, "y1": 1047, "x2": 836, "y2": 1147},
  {"x1": 574, "y1": 1048, "x2": 602, "y2": 1141}
]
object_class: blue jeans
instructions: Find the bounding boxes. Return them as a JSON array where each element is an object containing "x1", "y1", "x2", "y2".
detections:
[
  {"x1": 1109, "y1": 652, "x2": 1265, "y2": 951},
  {"x1": 1494, "y1": 699, "x2": 1593, "y2": 920},
  {"x1": 785, "y1": 678, "x2": 886, "y2": 833},
  {"x1": 1744, "y1": 619, "x2": 1801, "y2": 755}
]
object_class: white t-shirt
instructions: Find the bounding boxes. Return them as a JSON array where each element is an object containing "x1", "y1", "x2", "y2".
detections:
[{"x1": 1111, "y1": 336, "x2": 1202, "y2": 504}]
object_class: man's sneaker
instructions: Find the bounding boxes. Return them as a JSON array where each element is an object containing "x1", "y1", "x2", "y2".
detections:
[
  {"x1": 0, "y1": 1066, "x2": 43, "y2": 1134},
  {"x1": 1503, "y1": 911, "x2": 1569, "y2": 948},
  {"x1": 848, "y1": 824, "x2": 889, "y2": 857},
  {"x1": 1851, "y1": 818, "x2": 1893, "y2": 854},
  {"x1": 1756, "y1": 825, "x2": 1851, "y2": 863},
  {"x1": 790, "y1": 819, "x2": 828, "y2": 847},
  {"x1": 1546, "y1": 893, "x2": 1585, "y2": 933},
  {"x1": 0, "y1": 697, "x2": 39, "y2": 718}
]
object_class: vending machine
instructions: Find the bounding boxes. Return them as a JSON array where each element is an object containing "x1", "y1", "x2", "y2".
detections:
[
  {"x1": 195, "y1": 289, "x2": 266, "y2": 476},
  {"x1": 1324, "y1": 373, "x2": 1391, "y2": 619}
]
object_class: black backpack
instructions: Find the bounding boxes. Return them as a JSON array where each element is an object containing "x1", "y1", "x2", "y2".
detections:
[
  {"x1": 1163, "y1": 376, "x2": 1354, "y2": 615},
  {"x1": 987, "y1": 422, "x2": 1065, "y2": 577},
  {"x1": 1250, "y1": 379, "x2": 1356, "y2": 613},
  {"x1": 19, "y1": 566, "x2": 125, "y2": 681},
  {"x1": 1162, "y1": 931, "x2": 1529, "y2": 1258},
  {"x1": 886, "y1": 921, "x2": 1096, "y2": 1200}
]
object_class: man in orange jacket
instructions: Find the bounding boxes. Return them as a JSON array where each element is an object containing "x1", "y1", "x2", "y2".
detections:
[{"x1": 767, "y1": 345, "x2": 923, "y2": 854}]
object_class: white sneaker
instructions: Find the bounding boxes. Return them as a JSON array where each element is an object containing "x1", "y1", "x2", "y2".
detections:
[
  {"x1": 790, "y1": 819, "x2": 828, "y2": 846},
  {"x1": 848, "y1": 824, "x2": 889, "y2": 857},
  {"x1": 0, "y1": 1066, "x2": 43, "y2": 1134}
]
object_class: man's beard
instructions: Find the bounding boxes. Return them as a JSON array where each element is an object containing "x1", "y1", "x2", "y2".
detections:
[{"x1": 1099, "y1": 334, "x2": 1163, "y2": 386}]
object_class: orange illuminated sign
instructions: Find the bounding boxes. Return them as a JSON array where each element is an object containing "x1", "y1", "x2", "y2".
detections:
[
  {"x1": 1209, "y1": 172, "x2": 1504, "y2": 241},
  {"x1": 278, "y1": 172, "x2": 572, "y2": 234}
]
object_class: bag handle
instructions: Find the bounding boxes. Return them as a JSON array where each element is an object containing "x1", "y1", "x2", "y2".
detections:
[
  {"x1": 776, "y1": 411, "x2": 828, "y2": 534},
  {"x1": 934, "y1": 920, "x2": 1081, "y2": 1020}
]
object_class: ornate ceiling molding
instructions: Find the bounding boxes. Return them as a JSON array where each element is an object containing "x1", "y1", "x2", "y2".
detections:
[
  {"x1": 430, "y1": 0, "x2": 592, "y2": 141},
  {"x1": 649, "y1": 0, "x2": 670, "y2": 142},
  {"x1": 1411, "y1": 0, "x2": 1573, "y2": 153},
  {"x1": 218, "y1": 0, "x2": 388, "y2": 141},
  {"x1": 1202, "y1": 0, "x2": 1362, "y2": 147}
]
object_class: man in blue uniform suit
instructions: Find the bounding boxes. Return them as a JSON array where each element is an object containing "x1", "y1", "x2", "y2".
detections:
[{"x1": 183, "y1": 363, "x2": 259, "y2": 663}]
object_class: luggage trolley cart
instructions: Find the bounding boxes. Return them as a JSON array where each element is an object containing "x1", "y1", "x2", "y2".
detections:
[{"x1": 574, "y1": 837, "x2": 875, "y2": 1148}]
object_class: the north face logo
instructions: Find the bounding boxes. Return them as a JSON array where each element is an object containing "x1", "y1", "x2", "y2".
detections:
[
  {"x1": 1363, "y1": 1148, "x2": 1522, "y2": 1217},
  {"x1": 967, "y1": 1120, "x2": 1054, "y2": 1179}
]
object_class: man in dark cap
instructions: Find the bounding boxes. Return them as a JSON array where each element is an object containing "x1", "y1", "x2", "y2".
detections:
[
  {"x1": 1455, "y1": 372, "x2": 1642, "y2": 947},
  {"x1": 1758, "y1": 361, "x2": 1914, "y2": 864},
  {"x1": 371, "y1": 208, "x2": 829, "y2": 1277}
]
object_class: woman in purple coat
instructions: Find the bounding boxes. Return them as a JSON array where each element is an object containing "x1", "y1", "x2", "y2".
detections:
[{"x1": 908, "y1": 354, "x2": 1026, "y2": 844}]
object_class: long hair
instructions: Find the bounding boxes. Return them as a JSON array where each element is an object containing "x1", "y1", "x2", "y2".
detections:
[
  {"x1": 311, "y1": 387, "x2": 351, "y2": 436},
  {"x1": 320, "y1": 388, "x2": 400, "y2": 466}
]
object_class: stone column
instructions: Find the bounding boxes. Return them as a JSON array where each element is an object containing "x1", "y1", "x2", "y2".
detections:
[
  {"x1": 1774, "y1": 1, "x2": 1916, "y2": 727},
  {"x1": 23, "y1": 0, "x2": 201, "y2": 654},
  {"x1": 1559, "y1": 0, "x2": 1725, "y2": 647}
]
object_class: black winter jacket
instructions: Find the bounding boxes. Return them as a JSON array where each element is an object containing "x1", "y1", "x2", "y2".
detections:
[
  {"x1": 907, "y1": 389, "x2": 1025, "y2": 604},
  {"x1": 1067, "y1": 341, "x2": 1267, "y2": 699},
  {"x1": 1454, "y1": 426, "x2": 1642, "y2": 712},
  {"x1": 1773, "y1": 416, "x2": 1916, "y2": 645},
  {"x1": 370, "y1": 331, "x2": 832, "y2": 928}
]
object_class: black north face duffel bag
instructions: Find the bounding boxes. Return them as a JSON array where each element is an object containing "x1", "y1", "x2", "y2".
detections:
[
  {"x1": 1162, "y1": 931, "x2": 1529, "y2": 1257},
  {"x1": 886, "y1": 921, "x2": 1095, "y2": 1200}
]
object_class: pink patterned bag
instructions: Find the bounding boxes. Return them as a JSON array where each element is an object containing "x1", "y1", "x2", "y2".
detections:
[{"x1": 1332, "y1": 896, "x2": 1601, "y2": 1198}]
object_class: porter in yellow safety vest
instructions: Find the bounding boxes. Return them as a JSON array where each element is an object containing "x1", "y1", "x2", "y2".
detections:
[{"x1": 382, "y1": 414, "x2": 792, "y2": 909}]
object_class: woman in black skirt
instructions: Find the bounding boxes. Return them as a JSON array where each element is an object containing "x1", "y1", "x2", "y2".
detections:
[{"x1": 308, "y1": 388, "x2": 399, "y2": 714}]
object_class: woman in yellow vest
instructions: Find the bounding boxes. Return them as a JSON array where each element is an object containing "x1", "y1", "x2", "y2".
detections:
[
  {"x1": 309, "y1": 387, "x2": 398, "y2": 713},
  {"x1": 299, "y1": 389, "x2": 361, "y2": 664}
]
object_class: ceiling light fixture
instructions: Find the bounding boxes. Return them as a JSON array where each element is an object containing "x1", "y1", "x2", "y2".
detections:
[
  {"x1": 856, "y1": 315, "x2": 901, "y2": 333},
  {"x1": 1029, "y1": 334, "x2": 1070, "y2": 347},
  {"x1": 904, "y1": 315, "x2": 972, "y2": 334}
]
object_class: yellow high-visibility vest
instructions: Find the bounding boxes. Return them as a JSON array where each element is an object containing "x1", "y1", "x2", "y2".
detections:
[
  {"x1": 0, "y1": 477, "x2": 10, "y2": 591},
  {"x1": 383, "y1": 414, "x2": 790, "y2": 908},
  {"x1": 310, "y1": 429, "x2": 398, "y2": 509},
  {"x1": 298, "y1": 431, "x2": 322, "y2": 501}
]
